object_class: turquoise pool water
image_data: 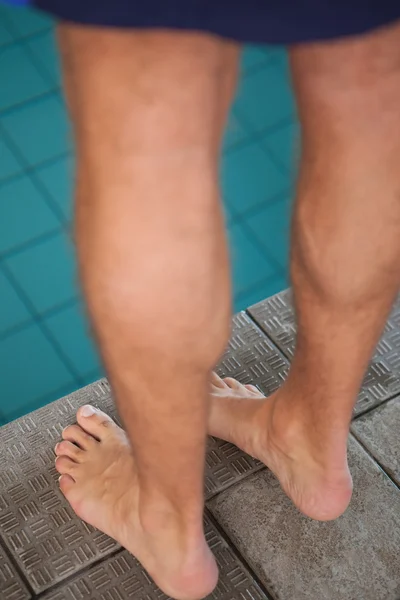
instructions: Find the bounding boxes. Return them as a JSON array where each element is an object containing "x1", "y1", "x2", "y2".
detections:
[{"x1": 0, "y1": 4, "x2": 297, "y2": 423}]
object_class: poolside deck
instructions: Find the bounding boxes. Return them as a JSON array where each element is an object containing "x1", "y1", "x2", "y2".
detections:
[{"x1": 1, "y1": 290, "x2": 399, "y2": 600}]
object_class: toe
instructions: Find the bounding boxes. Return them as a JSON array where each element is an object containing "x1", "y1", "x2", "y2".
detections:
[
  {"x1": 210, "y1": 372, "x2": 228, "y2": 390},
  {"x1": 55, "y1": 440, "x2": 83, "y2": 463},
  {"x1": 55, "y1": 456, "x2": 77, "y2": 476},
  {"x1": 245, "y1": 384, "x2": 262, "y2": 394},
  {"x1": 59, "y1": 474, "x2": 75, "y2": 495},
  {"x1": 224, "y1": 377, "x2": 243, "y2": 391},
  {"x1": 62, "y1": 424, "x2": 97, "y2": 449},
  {"x1": 77, "y1": 405, "x2": 117, "y2": 441}
]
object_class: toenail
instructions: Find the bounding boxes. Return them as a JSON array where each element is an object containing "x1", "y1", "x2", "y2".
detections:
[
  {"x1": 81, "y1": 405, "x2": 96, "y2": 417},
  {"x1": 54, "y1": 443, "x2": 60, "y2": 453}
]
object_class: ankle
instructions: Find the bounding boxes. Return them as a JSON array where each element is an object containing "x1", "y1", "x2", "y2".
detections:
[
  {"x1": 139, "y1": 491, "x2": 203, "y2": 540},
  {"x1": 267, "y1": 386, "x2": 350, "y2": 467}
]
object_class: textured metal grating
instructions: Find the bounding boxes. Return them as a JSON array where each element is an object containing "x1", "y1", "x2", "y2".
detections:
[
  {"x1": 217, "y1": 312, "x2": 289, "y2": 394},
  {"x1": 248, "y1": 289, "x2": 295, "y2": 358},
  {"x1": 0, "y1": 311, "x2": 289, "y2": 594},
  {"x1": 248, "y1": 290, "x2": 400, "y2": 414},
  {"x1": 41, "y1": 514, "x2": 271, "y2": 600},
  {"x1": 0, "y1": 385, "x2": 120, "y2": 594},
  {"x1": 205, "y1": 436, "x2": 262, "y2": 499},
  {"x1": 205, "y1": 311, "x2": 290, "y2": 497},
  {"x1": 0, "y1": 543, "x2": 31, "y2": 600}
]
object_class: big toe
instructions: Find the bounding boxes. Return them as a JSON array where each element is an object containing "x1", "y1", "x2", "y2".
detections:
[{"x1": 77, "y1": 405, "x2": 117, "y2": 440}]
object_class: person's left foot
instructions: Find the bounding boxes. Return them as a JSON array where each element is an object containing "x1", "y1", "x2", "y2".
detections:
[{"x1": 209, "y1": 373, "x2": 353, "y2": 522}]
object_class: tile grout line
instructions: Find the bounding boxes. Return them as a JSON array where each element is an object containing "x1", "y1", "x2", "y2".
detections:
[
  {"x1": 4, "y1": 380, "x2": 81, "y2": 424},
  {"x1": 18, "y1": 31, "x2": 60, "y2": 90},
  {"x1": 225, "y1": 183, "x2": 293, "y2": 274},
  {"x1": 0, "y1": 228, "x2": 62, "y2": 263},
  {"x1": 352, "y1": 391, "x2": 400, "y2": 421},
  {"x1": 0, "y1": 87, "x2": 61, "y2": 118},
  {"x1": 0, "y1": 262, "x2": 83, "y2": 386},
  {"x1": 0, "y1": 6, "x2": 53, "y2": 44},
  {"x1": 226, "y1": 188, "x2": 290, "y2": 225},
  {"x1": 205, "y1": 508, "x2": 277, "y2": 600},
  {"x1": 34, "y1": 547, "x2": 125, "y2": 598},
  {"x1": 237, "y1": 187, "x2": 290, "y2": 217},
  {"x1": 234, "y1": 271, "x2": 288, "y2": 307},
  {"x1": 0, "y1": 316, "x2": 39, "y2": 343},
  {"x1": 0, "y1": 533, "x2": 36, "y2": 598},
  {"x1": 240, "y1": 51, "x2": 280, "y2": 79},
  {"x1": 29, "y1": 170, "x2": 69, "y2": 227},
  {"x1": 349, "y1": 433, "x2": 400, "y2": 492},
  {"x1": 205, "y1": 462, "x2": 266, "y2": 502},
  {"x1": 223, "y1": 115, "x2": 295, "y2": 157},
  {"x1": 0, "y1": 26, "x2": 53, "y2": 53},
  {"x1": 239, "y1": 217, "x2": 288, "y2": 274},
  {"x1": 0, "y1": 149, "x2": 72, "y2": 189},
  {"x1": 0, "y1": 295, "x2": 79, "y2": 343},
  {"x1": 0, "y1": 122, "x2": 69, "y2": 229},
  {"x1": 233, "y1": 103, "x2": 295, "y2": 177}
]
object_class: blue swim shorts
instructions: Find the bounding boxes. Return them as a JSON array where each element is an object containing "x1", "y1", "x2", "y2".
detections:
[{"x1": 4, "y1": 0, "x2": 400, "y2": 44}]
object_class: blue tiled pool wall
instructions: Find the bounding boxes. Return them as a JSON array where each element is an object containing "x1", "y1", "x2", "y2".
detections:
[{"x1": 0, "y1": 4, "x2": 298, "y2": 422}]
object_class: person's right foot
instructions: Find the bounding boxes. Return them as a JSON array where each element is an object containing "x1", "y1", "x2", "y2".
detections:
[
  {"x1": 55, "y1": 406, "x2": 218, "y2": 600},
  {"x1": 209, "y1": 374, "x2": 353, "y2": 521}
]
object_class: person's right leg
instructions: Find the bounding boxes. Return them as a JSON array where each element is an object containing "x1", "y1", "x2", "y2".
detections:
[
  {"x1": 210, "y1": 21, "x2": 400, "y2": 521},
  {"x1": 54, "y1": 25, "x2": 238, "y2": 599}
]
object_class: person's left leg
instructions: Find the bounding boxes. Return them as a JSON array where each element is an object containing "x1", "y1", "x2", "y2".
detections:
[
  {"x1": 54, "y1": 25, "x2": 238, "y2": 600},
  {"x1": 209, "y1": 20, "x2": 400, "y2": 522}
]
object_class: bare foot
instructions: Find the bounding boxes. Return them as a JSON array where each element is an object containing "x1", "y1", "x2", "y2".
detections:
[
  {"x1": 209, "y1": 374, "x2": 353, "y2": 521},
  {"x1": 55, "y1": 406, "x2": 218, "y2": 600}
]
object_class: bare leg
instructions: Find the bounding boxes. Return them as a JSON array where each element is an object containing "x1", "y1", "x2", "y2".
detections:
[
  {"x1": 54, "y1": 25, "x2": 238, "y2": 599},
  {"x1": 210, "y1": 22, "x2": 400, "y2": 521}
]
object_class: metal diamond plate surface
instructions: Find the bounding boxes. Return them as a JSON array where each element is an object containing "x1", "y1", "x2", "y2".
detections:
[
  {"x1": 217, "y1": 312, "x2": 289, "y2": 394},
  {"x1": 42, "y1": 514, "x2": 271, "y2": 600},
  {"x1": 0, "y1": 544, "x2": 31, "y2": 600},
  {"x1": 0, "y1": 313, "x2": 289, "y2": 592},
  {"x1": 206, "y1": 312, "x2": 290, "y2": 498},
  {"x1": 248, "y1": 290, "x2": 400, "y2": 415},
  {"x1": 248, "y1": 289, "x2": 296, "y2": 358},
  {"x1": 0, "y1": 383, "x2": 119, "y2": 594}
]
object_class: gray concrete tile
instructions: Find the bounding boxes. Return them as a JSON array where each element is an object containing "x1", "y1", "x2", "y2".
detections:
[
  {"x1": 0, "y1": 312, "x2": 289, "y2": 591},
  {"x1": 248, "y1": 291, "x2": 400, "y2": 414},
  {"x1": 42, "y1": 514, "x2": 271, "y2": 600},
  {"x1": 0, "y1": 544, "x2": 31, "y2": 599},
  {"x1": 208, "y1": 437, "x2": 400, "y2": 600},
  {"x1": 352, "y1": 396, "x2": 400, "y2": 486}
]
